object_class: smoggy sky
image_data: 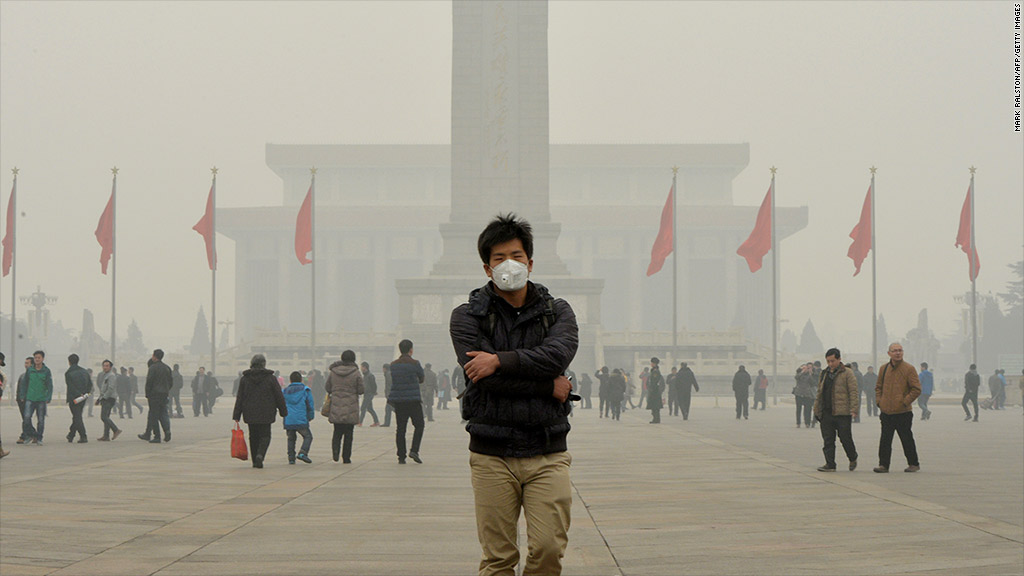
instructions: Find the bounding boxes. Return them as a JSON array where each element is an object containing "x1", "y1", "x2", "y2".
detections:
[{"x1": 0, "y1": 1, "x2": 1021, "y2": 354}]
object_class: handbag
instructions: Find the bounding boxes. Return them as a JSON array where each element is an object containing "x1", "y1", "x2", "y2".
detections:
[
  {"x1": 321, "y1": 393, "x2": 331, "y2": 417},
  {"x1": 231, "y1": 422, "x2": 248, "y2": 461}
]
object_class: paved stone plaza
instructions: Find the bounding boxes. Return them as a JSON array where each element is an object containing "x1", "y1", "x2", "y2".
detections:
[{"x1": 1, "y1": 395, "x2": 1021, "y2": 575}]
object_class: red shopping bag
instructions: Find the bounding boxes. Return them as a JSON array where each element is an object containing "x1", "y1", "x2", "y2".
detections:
[{"x1": 231, "y1": 422, "x2": 248, "y2": 461}]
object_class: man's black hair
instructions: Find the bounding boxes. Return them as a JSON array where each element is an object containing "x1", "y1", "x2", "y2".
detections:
[
  {"x1": 477, "y1": 213, "x2": 533, "y2": 264},
  {"x1": 341, "y1": 349, "x2": 356, "y2": 363},
  {"x1": 68, "y1": 354, "x2": 79, "y2": 365},
  {"x1": 33, "y1": 350, "x2": 45, "y2": 358},
  {"x1": 290, "y1": 371, "x2": 303, "y2": 383},
  {"x1": 153, "y1": 349, "x2": 164, "y2": 360},
  {"x1": 969, "y1": 363, "x2": 976, "y2": 370},
  {"x1": 399, "y1": 339, "x2": 413, "y2": 355},
  {"x1": 920, "y1": 362, "x2": 928, "y2": 369},
  {"x1": 825, "y1": 348, "x2": 841, "y2": 359}
]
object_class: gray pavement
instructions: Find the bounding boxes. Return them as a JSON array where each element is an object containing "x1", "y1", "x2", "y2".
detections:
[{"x1": 1, "y1": 396, "x2": 1021, "y2": 575}]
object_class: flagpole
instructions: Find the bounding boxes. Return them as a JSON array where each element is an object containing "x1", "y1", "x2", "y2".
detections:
[
  {"x1": 8, "y1": 168, "x2": 17, "y2": 371},
  {"x1": 870, "y1": 167, "x2": 877, "y2": 372},
  {"x1": 671, "y1": 166, "x2": 678, "y2": 351},
  {"x1": 969, "y1": 166, "x2": 977, "y2": 366},
  {"x1": 211, "y1": 167, "x2": 218, "y2": 375},
  {"x1": 111, "y1": 167, "x2": 118, "y2": 365},
  {"x1": 770, "y1": 166, "x2": 777, "y2": 399},
  {"x1": 310, "y1": 167, "x2": 317, "y2": 372}
]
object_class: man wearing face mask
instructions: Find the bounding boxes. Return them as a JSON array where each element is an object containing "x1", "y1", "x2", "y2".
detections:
[{"x1": 450, "y1": 214, "x2": 579, "y2": 576}]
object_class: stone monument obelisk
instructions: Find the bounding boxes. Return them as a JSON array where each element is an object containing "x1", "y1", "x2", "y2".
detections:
[{"x1": 396, "y1": 0, "x2": 603, "y2": 366}]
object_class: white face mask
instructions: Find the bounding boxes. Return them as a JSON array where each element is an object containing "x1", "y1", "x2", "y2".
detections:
[{"x1": 490, "y1": 259, "x2": 529, "y2": 292}]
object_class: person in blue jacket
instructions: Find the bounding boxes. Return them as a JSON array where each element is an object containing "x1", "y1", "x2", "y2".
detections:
[
  {"x1": 283, "y1": 371, "x2": 315, "y2": 464},
  {"x1": 918, "y1": 362, "x2": 933, "y2": 420}
]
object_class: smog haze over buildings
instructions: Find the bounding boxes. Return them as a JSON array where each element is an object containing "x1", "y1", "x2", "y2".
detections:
[{"x1": 0, "y1": 1, "x2": 1021, "y2": 358}]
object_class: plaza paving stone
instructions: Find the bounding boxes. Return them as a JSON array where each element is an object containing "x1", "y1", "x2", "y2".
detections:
[{"x1": 1, "y1": 395, "x2": 1021, "y2": 575}]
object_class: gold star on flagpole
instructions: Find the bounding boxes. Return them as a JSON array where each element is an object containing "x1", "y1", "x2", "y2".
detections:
[
  {"x1": 111, "y1": 166, "x2": 119, "y2": 175},
  {"x1": 969, "y1": 166, "x2": 976, "y2": 174},
  {"x1": 869, "y1": 166, "x2": 877, "y2": 174},
  {"x1": 671, "y1": 166, "x2": 679, "y2": 175},
  {"x1": 769, "y1": 166, "x2": 777, "y2": 175},
  {"x1": 11, "y1": 167, "x2": 18, "y2": 176},
  {"x1": 310, "y1": 166, "x2": 317, "y2": 175},
  {"x1": 211, "y1": 166, "x2": 218, "y2": 176}
]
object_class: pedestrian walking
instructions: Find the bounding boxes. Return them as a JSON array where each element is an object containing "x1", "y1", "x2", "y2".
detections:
[
  {"x1": 732, "y1": 365, "x2": 751, "y2": 420},
  {"x1": 608, "y1": 369, "x2": 625, "y2": 420},
  {"x1": 0, "y1": 353, "x2": 8, "y2": 458},
  {"x1": 962, "y1": 364, "x2": 980, "y2": 422},
  {"x1": 138, "y1": 350, "x2": 172, "y2": 444},
  {"x1": 918, "y1": 362, "x2": 933, "y2": 420},
  {"x1": 15, "y1": 357, "x2": 31, "y2": 443},
  {"x1": 94, "y1": 359, "x2": 121, "y2": 441},
  {"x1": 813, "y1": 348, "x2": 859, "y2": 472},
  {"x1": 325, "y1": 350, "x2": 364, "y2": 463},
  {"x1": 387, "y1": 340, "x2": 425, "y2": 464},
  {"x1": 449, "y1": 214, "x2": 578, "y2": 575},
  {"x1": 873, "y1": 343, "x2": 922, "y2": 473},
  {"x1": 422, "y1": 363, "x2": 438, "y2": 422},
  {"x1": 793, "y1": 363, "x2": 817, "y2": 428},
  {"x1": 21, "y1": 350, "x2": 53, "y2": 445},
  {"x1": 282, "y1": 371, "x2": 314, "y2": 464},
  {"x1": 169, "y1": 364, "x2": 185, "y2": 418},
  {"x1": 862, "y1": 365, "x2": 878, "y2": 418},
  {"x1": 129, "y1": 367, "x2": 144, "y2": 415},
  {"x1": 579, "y1": 372, "x2": 592, "y2": 409},
  {"x1": 596, "y1": 366, "x2": 610, "y2": 418},
  {"x1": 647, "y1": 358, "x2": 664, "y2": 424},
  {"x1": 192, "y1": 367, "x2": 212, "y2": 417},
  {"x1": 358, "y1": 362, "x2": 380, "y2": 426},
  {"x1": 232, "y1": 354, "x2": 287, "y2": 469},
  {"x1": 116, "y1": 367, "x2": 132, "y2": 418},
  {"x1": 753, "y1": 369, "x2": 769, "y2": 410},
  {"x1": 381, "y1": 363, "x2": 393, "y2": 427},
  {"x1": 64, "y1": 354, "x2": 92, "y2": 443},
  {"x1": 676, "y1": 362, "x2": 699, "y2": 419}
]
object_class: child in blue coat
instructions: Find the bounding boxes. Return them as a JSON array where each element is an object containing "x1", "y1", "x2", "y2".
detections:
[{"x1": 283, "y1": 371, "x2": 315, "y2": 463}]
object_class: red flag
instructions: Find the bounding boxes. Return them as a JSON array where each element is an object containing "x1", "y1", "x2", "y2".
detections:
[
  {"x1": 2, "y1": 182, "x2": 13, "y2": 277},
  {"x1": 95, "y1": 187, "x2": 114, "y2": 275},
  {"x1": 847, "y1": 184, "x2": 872, "y2": 276},
  {"x1": 646, "y1": 183, "x2": 674, "y2": 276},
  {"x1": 192, "y1": 184, "x2": 216, "y2": 270},
  {"x1": 736, "y1": 183, "x2": 773, "y2": 273},
  {"x1": 955, "y1": 183, "x2": 980, "y2": 281},
  {"x1": 294, "y1": 184, "x2": 312, "y2": 265}
]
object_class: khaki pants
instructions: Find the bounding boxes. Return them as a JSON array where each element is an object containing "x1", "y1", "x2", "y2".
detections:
[{"x1": 470, "y1": 451, "x2": 572, "y2": 576}]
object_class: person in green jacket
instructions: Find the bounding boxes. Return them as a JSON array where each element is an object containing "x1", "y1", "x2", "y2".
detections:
[{"x1": 22, "y1": 350, "x2": 53, "y2": 444}]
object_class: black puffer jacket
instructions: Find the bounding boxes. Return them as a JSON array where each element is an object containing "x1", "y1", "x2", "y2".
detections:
[
  {"x1": 450, "y1": 282, "x2": 579, "y2": 458},
  {"x1": 232, "y1": 368, "x2": 287, "y2": 425}
]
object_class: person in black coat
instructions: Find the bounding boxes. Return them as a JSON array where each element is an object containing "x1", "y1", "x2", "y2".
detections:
[
  {"x1": 233, "y1": 354, "x2": 287, "y2": 468},
  {"x1": 596, "y1": 366, "x2": 610, "y2": 418},
  {"x1": 676, "y1": 362, "x2": 700, "y2": 420},
  {"x1": 647, "y1": 357, "x2": 665, "y2": 424},
  {"x1": 733, "y1": 365, "x2": 752, "y2": 420},
  {"x1": 139, "y1": 350, "x2": 173, "y2": 443},
  {"x1": 578, "y1": 372, "x2": 592, "y2": 409}
]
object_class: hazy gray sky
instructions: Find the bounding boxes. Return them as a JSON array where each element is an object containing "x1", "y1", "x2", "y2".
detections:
[{"x1": 1, "y1": 1, "x2": 1021, "y2": 353}]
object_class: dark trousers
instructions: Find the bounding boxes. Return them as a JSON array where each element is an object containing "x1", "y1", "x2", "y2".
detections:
[
  {"x1": 332, "y1": 423, "x2": 354, "y2": 462},
  {"x1": 753, "y1": 389, "x2": 767, "y2": 410},
  {"x1": 878, "y1": 411, "x2": 919, "y2": 468},
  {"x1": 193, "y1": 393, "x2": 209, "y2": 417},
  {"x1": 677, "y1": 392, "x2": 692, "y2": 419},
  {"x1": 383, "y1": 402, "x2": 393, "y2": 426},
  {"x1": 100, "y1": 398, "x2": 120, "y2": 438},
  {"x1": 359, "y1": 395, "x2": 379, "y2": 425},
  {"x1": 600, "y1": 397, "x2": 608, "y2": 417},
  {"x1": 581, "y1": 394, "x2": 591, "y2": 409},
  {"x1": 144, "y1": 397, "x2": 170, "y2": 439},
  {"x1": 247, "y1": 423, "x2": 272, "y2": 465},
  {"x1": 862, "y1": 391, "x2": 877, "y2": 416},
  {"x1": 118, "y1": 396, "x2": 132, "y2": 418},
  {"x1": 962, "y1": 390, "x2": 978, "y2": 419},
  {"x1": 735, "y1": 393, "x2": 749, "y2": 418},
  {"x1": 610, "y1": 400, "x2": 621, "y2": 420},
  {"x1": 650, "y1": 408, "x2": 661, "y2": 423},
  {"x1": 392, "y1": 402, "x2": 424, "y2": 459},
  {"x1": 917, "y1": 394, "x2": 931, "y2": 417},
  {"x1": 131, "y1": 393, "x2": 144, "y2": 414},
  {"x1": 170, "y1": 391, "x2": 183, "y2": 416},
  {"x1": 67, "y1": 401, "x2": 87, "y2": 440},
  {"x1": 422, "y1": 400, "x2": 434, "y2": 422},
  {"x1": 287, "y1": 427, "x2": 313, "y2": 460},
  {"x1": 795, "y1": 397, "x2": 813, "y2": 426},
  {"x1": 819, "y1": 413, "x2": 857, "y2": 467},
  {"x1": 666, "y1": 387, "x2": 676, "y2": 413}
]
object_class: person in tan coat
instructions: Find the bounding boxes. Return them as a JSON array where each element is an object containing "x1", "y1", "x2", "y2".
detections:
[
  {"x1": 813, "y1": 348, "x2": 859, "y2": 472},
  {"x1": 873, "y1": 343, "x2": 921, "y2": 473},
  {"x1": 325, "y1": 350, "x2": 364, "y2": 463}
]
